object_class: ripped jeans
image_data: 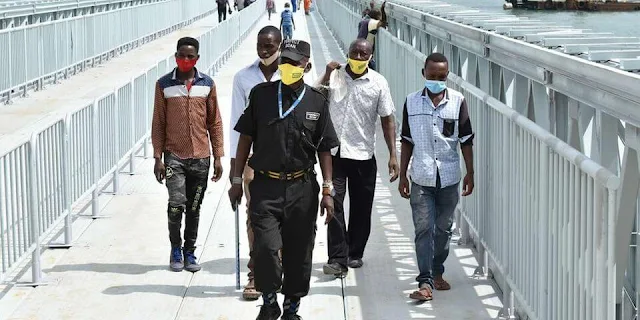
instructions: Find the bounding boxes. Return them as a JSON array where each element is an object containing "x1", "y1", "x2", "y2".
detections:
[{"x1": 164, "y1": 152, "x2": 210, "y2": 250}]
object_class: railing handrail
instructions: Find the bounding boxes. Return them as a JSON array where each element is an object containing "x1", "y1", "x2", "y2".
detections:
[
  {"x1": 450, "y1": 73, "x2": 621, "y2": 190},
  {"x1": 345, "y1": 0, "x2": 640, "y2": 129},
  {"x1": 0, "y1": 0, "x2": 174, "y2": 32},
  {"x1": 0, "y1": 0, "x2": 167, "y2": 21},
  {"x1": 0, "y1": 0, "x2": 266, "y2": 284}
]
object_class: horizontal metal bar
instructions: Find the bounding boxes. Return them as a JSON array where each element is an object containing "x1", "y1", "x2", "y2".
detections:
[
  {"x1": 619, "y1": 59, "x2": 640, "y2": 71},
  {"x1": 543, "y1": 37, "x2": 639, "y2": 47},
  {"x1": 588, "y1": 50, "x2": 640, "y2": 62},
  {"x1": 563, "y1": 43, "x2": 640, "y2": 54}
]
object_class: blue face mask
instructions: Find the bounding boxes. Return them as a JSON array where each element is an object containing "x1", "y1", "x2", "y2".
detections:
[{"x1": 425, "y1": 80, "x2": 447, "y2": 94}]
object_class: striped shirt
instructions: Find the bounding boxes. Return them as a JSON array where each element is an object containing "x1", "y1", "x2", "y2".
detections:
[{"x1": 152, "y1": 68, "x2": 224, "y2": 160}]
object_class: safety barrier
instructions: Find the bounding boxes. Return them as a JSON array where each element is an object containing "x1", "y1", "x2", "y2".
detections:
[
  {"x1": 317, "y1": 0, "x2": 622, "y2": 318},
  {"x1": 0, "y1": 0, "x2": 266, "y2": 284},
  {"x1": 0, "y1": 0, "x2": 165, "y2": 28},
  {"x1": 0, "y1": 0, "x2": 217, "y2": 104}
]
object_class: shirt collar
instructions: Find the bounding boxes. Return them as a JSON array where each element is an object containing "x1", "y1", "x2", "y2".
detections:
[
  {"x1": 171, "y1": 67, "x2": 204, "y2": 81},
  {"x1": 343, "y1": 67, "x2": 371, "y2": 82}
]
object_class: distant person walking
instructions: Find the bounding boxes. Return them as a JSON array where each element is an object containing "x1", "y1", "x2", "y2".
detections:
[
  {"x1": 281, "y1": 3, "x2": 296, "y2": 40},
  {"x1": 290, "y1": 0, "x2": 297, "y2": 12},
  {"x1": 356, "y1": 1, "x2": 387, "y2": 70},
  {"x1": 267, "y1": 0, "x2": 275, "y2": 20},
  {"x1": 217, "y1": 0, "x2": 232, "y2": 22},
  {"x1": 303, "y1": 0, "x2": 311, "y2": 15},
  {"x1": 399, "y1": 52, "x2": 475, "y2": 301},
  {"x1": 151, "y1": 37, "x2": 224, "y2": 273}
]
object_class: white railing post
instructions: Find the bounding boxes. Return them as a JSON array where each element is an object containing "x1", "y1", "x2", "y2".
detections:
[
  {"x1": 62, "y1": 115, "x2": 72, "y2": 245},
  {"x1": 113, "y1": 89, "x2": 120, "y2": 194},
  {"x1": 91, "y1": 99, "x2": 100, "y2": 219},
  {"x1": 28, "y1": 133, "x2": 42, "y2": 284},
  {"x1": 538, "y1": 143, "x2": 549, "y2": 319},
  {"x1": 129, "y1": 80, "x2": 136, "y2": 175},
  {"x1": 143, "y1": 73, "x2": 150, "y2": 159}
]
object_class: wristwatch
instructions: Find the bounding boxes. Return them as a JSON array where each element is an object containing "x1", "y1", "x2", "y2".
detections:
[
  {"x1": 322, "y1": 180, "x2": 335, "y2": 197},
  {"x1": 232, "y1": 177, "x2": 243, "y2": 185}
]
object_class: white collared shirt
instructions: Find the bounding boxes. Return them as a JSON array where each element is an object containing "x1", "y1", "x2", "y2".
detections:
[
  {"x1": 325, "y1": 68, "x2": 395, "y2": 160},
  {"x1": 229, "y1": 59, "x2": 281, "y2": 158}
]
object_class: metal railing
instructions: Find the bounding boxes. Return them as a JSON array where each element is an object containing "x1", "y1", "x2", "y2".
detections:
[
  {"x1": 0, "y1": 0, "x2": 266, "y2": 284},
  {"x1": 0, "y1": 0, "x2": 217, "y2": 104},
  {"x1": 0, "y1": 0, "x2": 166, "y2": 27},
  {"x1": 317, "y1": 0, "x2": 623, "y2": 319}
]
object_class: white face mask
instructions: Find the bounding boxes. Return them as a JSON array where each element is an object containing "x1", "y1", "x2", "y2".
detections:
[{"x1": 260, "y1": 51, "x2": 280, "y2": 66}]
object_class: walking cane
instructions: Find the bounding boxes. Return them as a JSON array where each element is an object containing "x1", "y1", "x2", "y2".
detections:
[{"x1": 234, "y1": 200, "x2": 241, "y2": 290}]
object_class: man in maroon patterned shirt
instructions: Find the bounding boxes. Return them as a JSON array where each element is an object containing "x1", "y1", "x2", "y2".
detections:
[{"x1": 151, "y1": 37, "x2": 224, "y2": 273}]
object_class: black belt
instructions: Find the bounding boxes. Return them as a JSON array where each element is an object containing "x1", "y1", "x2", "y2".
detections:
[{"x1": 258, "y1": 168, "x2": 312, "y2": 181}]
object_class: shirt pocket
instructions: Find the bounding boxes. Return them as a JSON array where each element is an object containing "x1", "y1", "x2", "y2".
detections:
[
  {"x1": 299, "y1": 112, "x2": 320, "y2": 150},
  {"x1": 438, "y1": 115, "x2": 458, "y2": 138}
]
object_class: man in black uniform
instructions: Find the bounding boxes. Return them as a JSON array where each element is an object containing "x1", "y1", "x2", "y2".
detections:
[{"x1": 228, "y1": 39, "x2": 339, "y2": 320}]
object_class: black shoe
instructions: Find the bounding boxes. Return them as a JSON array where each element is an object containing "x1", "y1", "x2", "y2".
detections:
[
  {"x1": 323, "y1": 262, "x2": 348, "y2": 278},
  {"x1": 348, "y1": 258, "x2": 363, "y2": 269},
  {"x1": 281, "y1": 314, "x2": 303, "y2": 320},
  {"x1": 257, "y1": 303, "x2": 281, "y2": 320}
]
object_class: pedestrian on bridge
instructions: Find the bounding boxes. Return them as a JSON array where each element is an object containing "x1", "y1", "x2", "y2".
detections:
[
  {"x1": 317, "y1": 39, "x2": 398, "y2": 278},
  {"x1": 398, "y1": 52, "x2": 475, "y2": 301},
  {"x1": 151, "y1": 37, "x2": 225, "y2": 273},
  {"x1": 229, "y1": 25, "x2": 282, "y2": 301},
  {"x1": 281, "y1": 3, "x2": 296, "y2": 40},
  {"x1": 267, "y1": 0, "x2": 275, "y2": 20},
  {"x1": 228, "y1": 39, "x2": 339, "y2": 320},
  {"x1": 217, "y1": 0, "x2": 232, "y2": 23},
  {"x1": 356, "y1": 2, "x2": 387, "y2": 71}
]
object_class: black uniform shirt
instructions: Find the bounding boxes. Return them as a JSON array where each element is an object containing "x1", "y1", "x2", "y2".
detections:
[{"x1": 234, "y1": 81, "x2": 339, "y2": 172}]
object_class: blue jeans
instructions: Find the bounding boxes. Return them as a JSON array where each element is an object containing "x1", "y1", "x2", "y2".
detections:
[
  {"x1": 282, "y1": 25, "x2": 293, "y2": 40},
  {"x1": 410, "y1": 180, "x2": 459, "y2": 288}
]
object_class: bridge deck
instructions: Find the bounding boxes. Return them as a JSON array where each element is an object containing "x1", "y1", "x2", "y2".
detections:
[{"x1": 0, "y1": 5, "x2": 502, "y2": 319}]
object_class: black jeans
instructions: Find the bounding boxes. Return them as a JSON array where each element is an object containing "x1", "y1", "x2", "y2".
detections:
[
  {"x1": 164, "y1": 152, "x2": 210, "y2": 250},
  {"x1": 250, "y1": 173, "x2": 319, "y2": 298},
  {"x1": 327, "y1": 155, "x2": 377, "y2": 266},
  {"x1": 218, "y1": 7, "x2": 227, "y2": 22}
]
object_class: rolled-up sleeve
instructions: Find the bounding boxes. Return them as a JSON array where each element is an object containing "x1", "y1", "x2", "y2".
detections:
[
  {"x1": 229, "y1": 73, "x2": 246, "y2": 158},
  {"x1": 458, "y1": 98, "x2": 474, "y2": 146},
  {"x1": 400, "y1": 100, "x2": 413, "y2": 145},
  {"x1": 376, "y1": 77, "x2": 395, "y2": 117}
]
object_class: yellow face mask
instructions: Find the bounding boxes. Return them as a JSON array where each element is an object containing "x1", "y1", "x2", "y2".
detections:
[
  {"x1": 278, "y1": 63, "x2": 306, "y2": 85},
  {"x1": 347, "y1": 58, "x2": 370, "y2": 75}
]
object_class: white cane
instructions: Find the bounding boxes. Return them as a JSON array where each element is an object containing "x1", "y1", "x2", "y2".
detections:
[{"x1": 234, "y1": 201, "x2": 241, "y2": 290}]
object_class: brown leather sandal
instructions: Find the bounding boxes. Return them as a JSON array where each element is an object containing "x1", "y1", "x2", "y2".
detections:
[
  {"x1": 433, "y1": 278, "x2": 451, "y2": 291},
  {"x1": 409, "y1": 286, "x2": 433, "y2": 301},
  {"x1": 242, "y1": 279, "x2": 261, "y2": 300}
]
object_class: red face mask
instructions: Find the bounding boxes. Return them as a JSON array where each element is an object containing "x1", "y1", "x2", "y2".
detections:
[{"x1": 176, "y1": 57, "x2": 198, "y2": 72}]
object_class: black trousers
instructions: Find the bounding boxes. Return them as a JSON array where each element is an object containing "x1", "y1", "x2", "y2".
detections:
[
  {"x1": 250, "y1": 173, "x2": 319, "y2": 298},
  {"x1": 327, "y1": 155, "x2": 377, "y2": 266},
  {"x1": 218, "y1": 7, "x2": 227, "y2": 22},
  {"x1": 164, "y1": 152, "x2": 210, "y2": 250}
]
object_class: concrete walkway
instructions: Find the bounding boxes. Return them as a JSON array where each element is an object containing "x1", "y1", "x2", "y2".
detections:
[{"x1": 0, "y1": 4, "x2": 503, "y2": 320}]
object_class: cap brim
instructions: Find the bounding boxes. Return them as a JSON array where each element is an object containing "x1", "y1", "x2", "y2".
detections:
[{"x1": 281, "y1": 50, "x2": 306, "y2": 62}]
